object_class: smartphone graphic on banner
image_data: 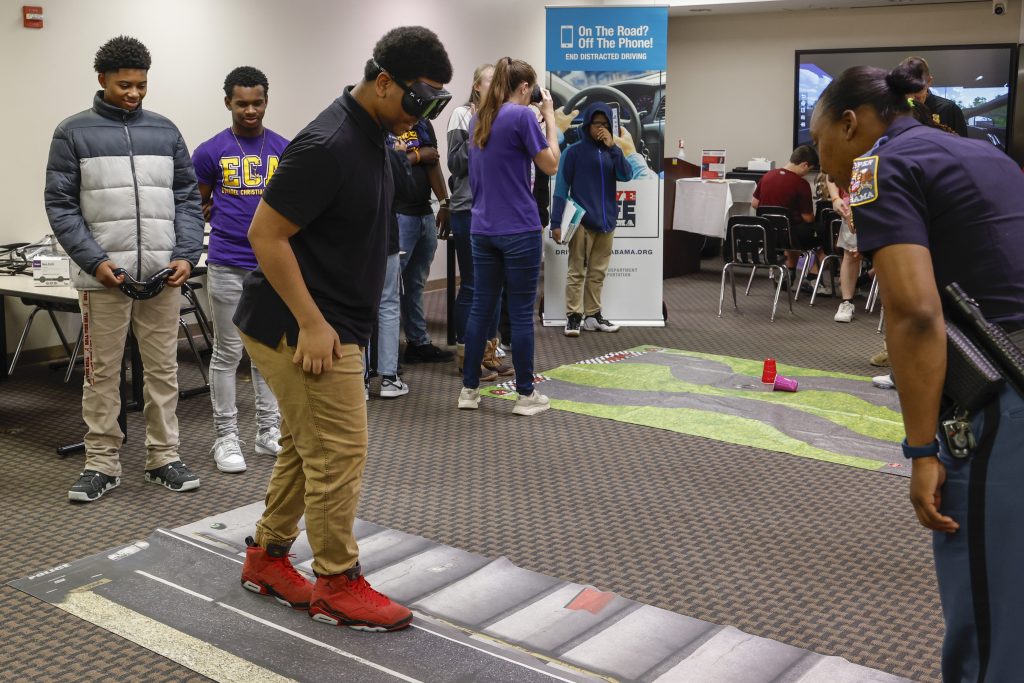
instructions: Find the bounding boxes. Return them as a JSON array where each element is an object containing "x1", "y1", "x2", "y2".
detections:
[
  {"x1": 560, "y1": 25, "x2": 574, "y2": 49},
  {"x1": 608, "y1": 102, "x2": 620, "y2": 137}
]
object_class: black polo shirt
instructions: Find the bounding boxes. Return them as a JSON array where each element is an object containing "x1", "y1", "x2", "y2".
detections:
[
  {"x1": 234, "y1": 88, "x2": 392, "y2": 348},
  {"x1": 924, "y1": 92, "x2": 968, "y2": 138}
]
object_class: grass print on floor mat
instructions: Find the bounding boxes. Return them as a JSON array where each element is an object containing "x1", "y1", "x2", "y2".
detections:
[{"x1": 481, "y1": 346, "x2": 907, "y2": 475}]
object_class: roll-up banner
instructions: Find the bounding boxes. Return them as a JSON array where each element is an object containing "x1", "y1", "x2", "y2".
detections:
[{"x1": 543, "y1": 5, "x2": 668, "y2": 327}]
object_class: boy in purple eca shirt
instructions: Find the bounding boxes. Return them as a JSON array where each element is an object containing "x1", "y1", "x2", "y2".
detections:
[{"x1": 192, "y1": 66, "x2": 289, "y2": 474}]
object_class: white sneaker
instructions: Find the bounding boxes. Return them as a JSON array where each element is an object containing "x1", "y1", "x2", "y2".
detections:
[
  {"x1": 834, "y1": 300, "x2": 855, "y2": 323},
  {"x1": 380, "y1": 376, "x2": 409, "y2": 398},
  {"x1": 583, "y1": 312, "x2": 620, "y2": 333},
  {"x1": 513, "y1": 390, "x2": 550, "y2": 416},
  {"x1": 211, "y1": 434, "x2": 246, "y2": 473},
  {"x1": 872, "y1": 374, "x2": 895, "y2": 390},
  {"x1": 458, "y1": 387, "x2": 480, "y2": 410},
  {"x1": 255, "y1": 427, "x2": 281, "y2": 456}
]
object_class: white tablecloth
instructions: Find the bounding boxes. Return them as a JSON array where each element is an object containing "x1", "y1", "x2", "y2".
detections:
[{"x1": 672, "y1": 178, "x2": 757, "y2": 238}]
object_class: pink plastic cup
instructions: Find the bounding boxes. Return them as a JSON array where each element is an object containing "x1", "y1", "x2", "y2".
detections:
[{"x1": 773, "y1": 375, "x2": 799, "y2": 392}]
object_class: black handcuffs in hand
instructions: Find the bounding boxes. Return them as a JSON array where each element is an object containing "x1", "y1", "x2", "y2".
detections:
[{"x1": 113, "y1": 268, "x2": 174, "y2": 300}]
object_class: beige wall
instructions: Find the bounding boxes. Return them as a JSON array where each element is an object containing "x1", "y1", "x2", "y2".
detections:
[
  {"x1": 0, "y1": 0, "x2": 577, "y2": 354},
  {"x1": 3, "y1": 0, "x2": 1021, "y2": 354},
  {"x1": 666, "y1": 0, "x2": 1022, "y2": 171}
]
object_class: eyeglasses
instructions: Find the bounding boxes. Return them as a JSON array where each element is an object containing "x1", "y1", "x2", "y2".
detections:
[{"x1": 374, "y1": 60, "x2": 452, "y2": 120}]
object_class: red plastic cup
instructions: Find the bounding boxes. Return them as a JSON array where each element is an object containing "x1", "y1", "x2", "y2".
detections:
[
  {"x1": 761, "y1": 358, "x2": 777, "y2": 384},
  {"x1": 773, "y1": 375, "x2": 799, "y2": 392}
]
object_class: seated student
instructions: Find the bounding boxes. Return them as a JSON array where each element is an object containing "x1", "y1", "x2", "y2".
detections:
[{"x1": 751, "y1": 145, "x2": 821, "y2": 278}]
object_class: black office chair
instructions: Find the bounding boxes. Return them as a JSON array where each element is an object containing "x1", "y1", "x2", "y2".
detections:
[
  {"x1": 756, "y1": 205, "x2": 818, "y2": 301},
  {"x1": 8, "y1": 297, "x2": 82, "y2": 382},
  {"x1": 177, "y1": 266, "x2": 214, "y2": 398},
  {"x1": 719, "y1": 215, "x2": 793, "y2": 322},
  {"x1": 809, "y1": 211, "x2": 842, "y2": 307},
  {"x1": 814, "y1": 198, "x2": 832, "y2": 222}
]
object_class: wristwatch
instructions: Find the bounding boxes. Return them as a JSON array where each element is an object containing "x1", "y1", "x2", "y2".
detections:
[
  {"x1": 438, "y1": 198, "x2": 450, "y2": 209},
  {"x1": 902, "y1": 437, "x2": 940, "y2": 459}
]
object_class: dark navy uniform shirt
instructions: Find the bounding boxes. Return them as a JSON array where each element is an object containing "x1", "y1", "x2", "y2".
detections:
[{"x1": 851, "y1": 116, "x2": 1024, "y2": 327}]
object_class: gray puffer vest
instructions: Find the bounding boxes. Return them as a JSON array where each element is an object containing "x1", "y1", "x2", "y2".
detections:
[{"x1": 44, "y1": 92, "x2": 204, "y2": 289}]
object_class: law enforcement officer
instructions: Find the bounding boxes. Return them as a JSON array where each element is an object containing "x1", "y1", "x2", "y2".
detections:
[{"x1": 810, "y1": 63, "x2": 1024, "y2": 682}]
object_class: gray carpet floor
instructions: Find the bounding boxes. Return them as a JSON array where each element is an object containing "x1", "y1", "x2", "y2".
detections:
[{"x1": 0, "y1": 264, "x2": 941, "y2": 683}]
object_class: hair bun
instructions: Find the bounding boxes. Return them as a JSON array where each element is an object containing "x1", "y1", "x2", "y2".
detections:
[{"x1": 885, "y1": 65, "x2": 926, "y2": 96}]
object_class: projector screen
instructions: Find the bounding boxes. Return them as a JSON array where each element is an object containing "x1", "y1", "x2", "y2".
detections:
[{"x1": 795, "y1": 45, "x2": 1017, "y2": 151}]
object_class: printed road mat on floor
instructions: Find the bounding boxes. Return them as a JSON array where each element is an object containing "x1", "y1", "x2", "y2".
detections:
[
  {"x1": 481, "y1": 346, "x2": 907, "y2": 476},
  {"x1": 7, "y1": 503, "x2": 911, "y2": 683}
]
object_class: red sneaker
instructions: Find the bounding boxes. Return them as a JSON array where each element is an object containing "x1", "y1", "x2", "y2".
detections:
[
  {"x1": 309, "y1": 565, "x2": 413, "y2": 632},
  {"x1": 241, "y1": 536, "x2": 313, "y2": 610}
]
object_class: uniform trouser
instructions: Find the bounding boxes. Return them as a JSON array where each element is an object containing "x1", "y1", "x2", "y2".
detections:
[
  {"x1": 242, "y1": 333, "x2": 366, "y2": 577},
  {"x1": 934, "y1": 381, "x2": 1024, "y2": 683},
  {"x1": 80, "y1": 286, "x2": 182, "y2": 477},
  {"x1": 565, "y1": 228, "x2": 614, "y2": 317},
  {"x1": 206, "y1": 264, "x2": 279, "y2": 437}
]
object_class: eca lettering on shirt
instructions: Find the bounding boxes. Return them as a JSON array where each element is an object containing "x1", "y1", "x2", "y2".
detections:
[
  {"x1": 220, "y1": 154, "x2": 281, "y2": 195},
  {"x1": 395, "y1": 129, "x2": 422, "y2": 149}
]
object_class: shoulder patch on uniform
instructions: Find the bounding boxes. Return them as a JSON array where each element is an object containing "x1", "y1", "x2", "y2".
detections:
[{"x1": 849, "y1": 155, "x2": 879, "y2": 206}]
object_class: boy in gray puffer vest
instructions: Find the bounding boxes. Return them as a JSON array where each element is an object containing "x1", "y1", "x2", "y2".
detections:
[{"x1": 45, "y1": 36, "x2": 204, "y2": 503}]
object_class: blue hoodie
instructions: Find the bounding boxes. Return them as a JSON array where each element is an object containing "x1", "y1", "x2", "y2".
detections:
[{"x1": 550, "y1": 102, "x2": 632, "y2": 234}]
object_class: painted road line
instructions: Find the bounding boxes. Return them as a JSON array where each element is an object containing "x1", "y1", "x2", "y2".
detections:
[
  {"x1": 218, "y1": 602, "x2": 424, "y2": 683},
  {"x1": 157, "y1": 528, "x2": 244, "y2": 564},
  {"x1": 60, "y1": 591, "x2": 296, "y2": 683},
  {"x1": 135, "y1": 570, "x2": 214, "y2": 602}
]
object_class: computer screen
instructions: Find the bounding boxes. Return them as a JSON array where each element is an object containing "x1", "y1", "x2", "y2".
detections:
[{"x1": 796, "y1": 45, "x2": 1016, "y2": 151}]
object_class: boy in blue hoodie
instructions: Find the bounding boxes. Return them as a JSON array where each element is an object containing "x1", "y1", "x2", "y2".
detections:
[{"x1": 551, "y1": 103, "x2": 633, "y2": 336}]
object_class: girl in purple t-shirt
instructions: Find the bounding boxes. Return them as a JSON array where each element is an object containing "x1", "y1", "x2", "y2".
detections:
[{"x1": 458, "y1": 57, "x2": 560, "y2": 416}]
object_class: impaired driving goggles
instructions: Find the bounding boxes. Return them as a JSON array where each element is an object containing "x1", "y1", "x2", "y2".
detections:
[
  {"x1": 113, "y1": 267, "x2": 174, "y2": 300},
  {"x1": 374, "y1": 60, "x2": 451, "y2": 120}
]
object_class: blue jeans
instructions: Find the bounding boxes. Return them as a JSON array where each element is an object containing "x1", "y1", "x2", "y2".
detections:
[
  {"x1": 376, "y1": 253, "x2": 401, "y2": 376},
  {"x1": 451, "y1": 210, "x2": 499, "y2": 344},
  {"x1": 398, "y1": 212, "x2": 438, "y2": 346},
  {"x1": 463, "y1": 231, "x2": 541, "y2": 395}
]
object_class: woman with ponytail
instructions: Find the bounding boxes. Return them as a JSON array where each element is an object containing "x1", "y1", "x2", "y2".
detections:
[
  {"x1": 456, "y1": 57, "x2": 560, "y2": 416},
  {"x1": 811, "y1": 63, "x2": 1024, "y2": 682}
]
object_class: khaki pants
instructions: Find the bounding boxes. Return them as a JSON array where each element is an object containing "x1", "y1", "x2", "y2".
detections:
[
  {"x1": 565, "y1": 228, "x2": 615, "y2": 316},
  {"x1": 242, "y1": 333, "x2": 366, "y2": 577},
  {"x1": 80, "y1": 287, "x2": 182, "y2": 477}
]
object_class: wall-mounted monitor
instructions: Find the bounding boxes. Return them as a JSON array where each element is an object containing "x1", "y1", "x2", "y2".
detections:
[{"x1": 795, "y1": 44, "x2": 1017, "y2": 153}]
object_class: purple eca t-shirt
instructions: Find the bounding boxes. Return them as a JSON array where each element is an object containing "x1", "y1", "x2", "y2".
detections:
[
  {"x1": 468, "y1": 104, "x2": 548, "y2": 235},
  {"x1": 192, "y1": 127, "x2": 290, "y2": 270}
]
